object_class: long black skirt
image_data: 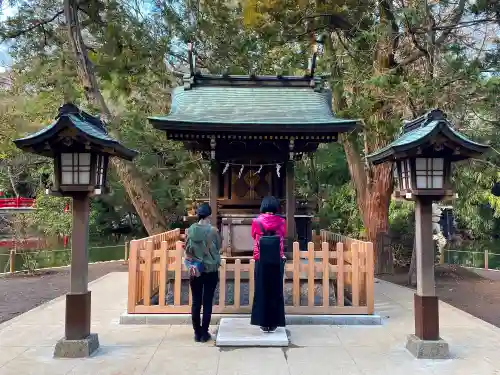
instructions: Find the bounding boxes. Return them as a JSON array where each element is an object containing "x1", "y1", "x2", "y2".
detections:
[{"x1": 250, "y1": 260, "x2": 286, "y2": 327}]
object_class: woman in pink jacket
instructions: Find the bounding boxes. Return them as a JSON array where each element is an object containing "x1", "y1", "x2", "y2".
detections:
[{"x1": 250, "y1": 196, "x2": 286, "y2": 333}]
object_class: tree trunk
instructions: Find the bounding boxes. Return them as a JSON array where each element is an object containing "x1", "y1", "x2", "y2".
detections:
[
  {"x1": 7, "y1": 166, "x2": 19, "y2": 198},
  {"x1": 63, "y1": 0, "x2": 167, "y2": 235},
  {"x1": 341, "y1": 137, "x2": 394, "y2": 274}
]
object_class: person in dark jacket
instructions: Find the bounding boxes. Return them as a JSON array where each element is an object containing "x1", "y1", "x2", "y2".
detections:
[
  {"x1": 250, "y1": 196, "x2": 286, "y2": 333},
  {"x1": 184, "y1": 203, "x2": 221, "y2": 342}
]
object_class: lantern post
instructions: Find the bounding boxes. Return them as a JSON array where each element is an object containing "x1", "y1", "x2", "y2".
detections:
[
  {"x1": 14, "y1": 103, "x2": 137, "y2": 358},
  {"x1": 367, "y1": 109, "x2": 489, "y2": 359}
]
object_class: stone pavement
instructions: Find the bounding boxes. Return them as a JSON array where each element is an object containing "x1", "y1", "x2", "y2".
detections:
[{"x1": 1, "y1": 272, "x2": 500, "y2": 375}]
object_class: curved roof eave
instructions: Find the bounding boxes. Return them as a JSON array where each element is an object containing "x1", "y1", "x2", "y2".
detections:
[
  {"x1": 148, "y1": 117, "x2": 360, "y2": 133},
  {"x1": 367, "y1": 121, "x2": 489, "y2": 165},
  {"x1": 13, "y1": 117, "x2": 137, "y2": 161}
]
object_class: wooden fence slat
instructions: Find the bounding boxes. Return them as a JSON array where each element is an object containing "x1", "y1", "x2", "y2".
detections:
[
  {"x1": 127, "y1": 240, "x2": 139, "y2": 313},
  {"x1": 143, "y1": 241, "x2": 154, "y2": 306},
  {"x1": 307, "y1": 242, "x2": 315, "y2": 307},
  {"x1": 360, "y1": 243, "x2": 367, "y2": 305},
  {"x1": 174, "y1": 241, "x2": 183, "y2": 305},
  {"x1": 249, "y1": 259, "x2": 255, "y2": 305},
  {"x1": 219, "y1": 259, "x2": 226, "y2": 308},
  {"x1": 336, "y1": 242, "x2": 344, "y2": 307},
  {"x1": 159, "y1": 241, "x2": 168, "y2": 307},
  {"x1": 366, "y1": 241, "x2": 375, "y2": 314},
  {"x1": 351, "y1": 242, "x2": 360, "y2": 307},
  {"x1": 322, "y1": 242, "x2": 329, "y2": 307},
  {"x1": 293, "y1": 242, "x2": 300, "y2": 307},
  {"x1": 234, "y1": 259, "x2": 241, "y2": 308}
]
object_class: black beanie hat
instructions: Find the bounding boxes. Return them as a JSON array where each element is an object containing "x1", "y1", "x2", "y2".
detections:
[{"x1": 196, "y1": 203, "x2": 212, "y2": 218}]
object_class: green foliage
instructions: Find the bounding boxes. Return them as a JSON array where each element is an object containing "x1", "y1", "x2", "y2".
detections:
[
  {"x1": 28, "y1": 193, "x2": 72, "y2": 237},
  {"x1": 319, "y1": 183, "x2": 364, "y2": 237},
  {"x1": 20, "y1": 251, "x2": 40, "y2": 275}
]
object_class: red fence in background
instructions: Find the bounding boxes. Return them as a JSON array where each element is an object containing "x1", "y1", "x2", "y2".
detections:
[
  {"x1": 0, "y1": 238, "x2": 44, "y2": 250},
  {"x1": 0, "y1": 198, "x2": 35, "y2": 209}
]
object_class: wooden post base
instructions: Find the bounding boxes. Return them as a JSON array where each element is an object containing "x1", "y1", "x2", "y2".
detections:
[
  {"x1": 414, "y1": 294, "x2": 439, "y2": 340},
  {"x1": 65, "y1": 291, "x2": 91, "y2": 340}
]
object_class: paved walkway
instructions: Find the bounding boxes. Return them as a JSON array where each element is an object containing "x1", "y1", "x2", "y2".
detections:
[{"x1": 1, "y1": 273, "x2": 500, "y2": 375}]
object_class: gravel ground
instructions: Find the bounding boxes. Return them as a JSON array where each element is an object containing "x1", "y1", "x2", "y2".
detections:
[
  {"x1": 380, "y1": 264, "x2": 500, "y2": 328},
  {"x1": 0, "y1": 261, "x2": 127, "y2": 324},
  {"x1": 160, "y1": 280, "x2": 338, "y2": 306}
]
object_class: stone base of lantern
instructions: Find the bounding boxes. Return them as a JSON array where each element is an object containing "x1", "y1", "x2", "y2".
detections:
[
  {"x1": 405, "y1": 334, "x2": 449, "y2": 359},
  {"x1": 53, "y1": 333, "x2": 100, "y2": 358}
]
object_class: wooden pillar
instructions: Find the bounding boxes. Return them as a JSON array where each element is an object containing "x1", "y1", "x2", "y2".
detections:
[
  {"x1": 210, "y1": 160, "x2": 219, "y2": 227},
  {"x1": 286, "y1": 161, "x2": 295, "y2": 251},
  {"x1": 414, "y1": 196, "x2": 439, "y2": 340},
  {"x1": 66, "y1": 193, "x2": 91, "y2": 340}
]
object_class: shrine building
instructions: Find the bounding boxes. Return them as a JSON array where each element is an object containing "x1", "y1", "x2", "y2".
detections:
[{"x1": 149, "y1": 45, "x2": 358, "y2": 257}]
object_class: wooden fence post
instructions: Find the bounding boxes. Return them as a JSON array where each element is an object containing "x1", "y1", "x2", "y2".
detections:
[
  {"x1": 292, "y1": 242, "x2": 300, "y2": 307},
  {"x1": 174, "y1": 241, "x2": 183, "y2": 305},
  {"x1": 124, "y1": 241, "x2": 129, "y2": 262},
  {"x1": 366, "y1": 242, "x2": 375, "y2": 314},
  {"x1": 127, "y1": 240, "x2": 138, "y2": 313},
  {"x1": 351, "y1": 242, "x2": 360, "y2": 307},
  {"x1": 143, "y1": 241, "x2": 154, "y2": 306},
  {"x1": 322, "y1": 241, "x2": 329, "y2": 308},
  {"x1": 234, "y1": 259, "x2": 241, "y2": 309},
  {"x1": 485, "y1": 250, "x2": 489, "y2": 270},
  {"x1": 336, "y1": 242, "x2": 344, "y2": 307},
  {"x1": 219, "y1": 259, "x2": 226, "y2": 309},
  {"x1": 159, "y1": 241, "x2": 168, "y2": 307},
  {"x1": 307, "y1": 242, "x2": 315, "y2": 307},
  {"x1": 439, "y1": 248, "x2": 445, "y2": 265},
  {"x1": 9, "y1": 250, "x2": 15, "y2": 273}
]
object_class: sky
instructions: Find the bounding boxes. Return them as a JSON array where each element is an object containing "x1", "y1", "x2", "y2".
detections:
[{"x1": 0, "y1": 4, "x2": 16, "y2": 72}]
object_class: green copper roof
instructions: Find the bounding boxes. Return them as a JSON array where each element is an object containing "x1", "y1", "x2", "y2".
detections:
[
  {"x1": 14, "y1": 103, "x2": 137, "y2": 160},
  {"x1": 149, "y1": 74, "x2": 358, "y2": 133},
  {"x1": 367, "y1": 109, "x2": 489, "y2": 164}
]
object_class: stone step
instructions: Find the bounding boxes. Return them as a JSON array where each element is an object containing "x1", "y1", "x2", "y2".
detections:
[{"x1": 215, "y1": 318, "x2": 288, "y2": 347}]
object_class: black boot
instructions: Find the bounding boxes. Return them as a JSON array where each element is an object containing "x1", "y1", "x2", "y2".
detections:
[
  {"x1": 200, "y1": 331, "x2": 212, "y2": 343},
  {"x1": 193, "y1": 327, "x2": 202, "y2": 342}
]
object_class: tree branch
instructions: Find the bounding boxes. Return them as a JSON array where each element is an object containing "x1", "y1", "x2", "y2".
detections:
[
  {"x1": 435, "y1": 0, "x2": 467, "y2": 45},
  {"x1": 3, "y1": 10, "x2": 64, "y2": 41},
  {"x1": 391, "y1": 0, "x2": 467, "y2": 71}
]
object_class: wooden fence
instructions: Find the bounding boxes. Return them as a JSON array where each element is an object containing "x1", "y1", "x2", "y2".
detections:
[
  {"x1": 320, "y1": 230, "x2": 373, "y2": 306},
  {"x1": 127, "y1": 229, "x2": 375, "y2": 315}
]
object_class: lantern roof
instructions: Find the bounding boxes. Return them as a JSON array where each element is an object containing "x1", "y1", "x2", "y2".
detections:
[
  {"x1": 13, "y1": 103, "x2": 137, "y2": 161},
  {"x1": 367, "y1": 109, "x2": 489, "y2": 165},
  {"x1": 148, "y1": 73, "x2": 359, "y2": 134}
]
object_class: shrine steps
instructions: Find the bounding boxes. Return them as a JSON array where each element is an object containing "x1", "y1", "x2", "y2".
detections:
[{"x1": 119, "y1": 313, "x2": 382, "y2": 326}]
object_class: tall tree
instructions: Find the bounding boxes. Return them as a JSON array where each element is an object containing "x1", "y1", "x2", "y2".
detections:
[
  {"x1": 1, "y1": 0, "x2": 168, "y2": 234},
  {"x1": 239, "y1": 0, "x2": 499, "y2": 273}
]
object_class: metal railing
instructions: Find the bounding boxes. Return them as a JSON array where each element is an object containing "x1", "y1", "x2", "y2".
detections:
[
  {"x1": 0, "y1": 197, "x2": 35, "y2": 209},
  {"x1": 442, "y1": 249, "x2": 500, "y2": 270}
]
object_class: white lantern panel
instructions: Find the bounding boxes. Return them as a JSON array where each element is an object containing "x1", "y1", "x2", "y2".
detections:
[
  {"x1": 60, "y1": 153, "x2": 92, "y2": 185},
  {"x1": 415, "y1": 158, "x2": 427, "y2": 170},
  {"x1": 61, "y1": 171, "x2": 73, "y2": 185},
  {"x1": 79, "y1": 171, "x2": 91, "y2": 184},
  {"x1": 433, "y1": 158, "x2": 444, "y2": 170},
  {"x1": 61, "y1": 153, "x2": 73, "y2": 166},
  {"x1": 95, "y1": 155, "x2": 105, "y2": 187},
  {"x1": 79, "y1": 153, "x2": 91, "y2": 165},
  {"x1": 414, "y1": 158, "x2": 445, "y2": 189},
  {"x1": 432, "y1": 176, "x2": 443, "y2": 189},
  {"x1": 416, "y1": 176, "x2": 427, "y2": 189},
  {"x1": 400, "y1": 160, "x2": 412, "y2": 189}
]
